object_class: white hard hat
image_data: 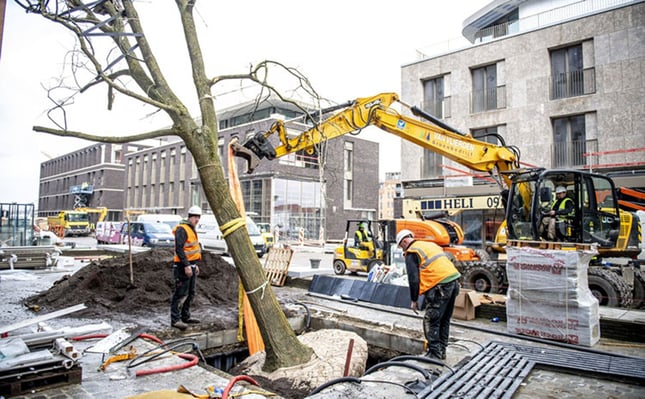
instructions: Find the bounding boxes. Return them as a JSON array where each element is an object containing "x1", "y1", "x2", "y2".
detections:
[
  {"x1": 396, "y1": 229, "x2": 413, "y2": 247},
  {"x1": 187, "y1": 206, "x2": 202, "y2": 216},
  {"x1": 555, "y1": 186, "x2": 567, "y2": 194}
]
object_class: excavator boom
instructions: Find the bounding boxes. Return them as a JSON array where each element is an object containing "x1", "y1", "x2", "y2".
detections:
[{"x1": 232, "y1": 92, "x2": 520, "y2": 189}]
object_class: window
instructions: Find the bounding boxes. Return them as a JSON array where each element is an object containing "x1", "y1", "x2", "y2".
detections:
[
  {"x1": 552, "y1": 115, "x2": 586, "y2": 167},
  {"x1": 471, "y1": 64, "x2": 498, "y2": 112},
  {"x1": 423, "y1": 76, "x2": 446, "y2": 118},
  {"x1": 472, "y1": 126, "x2": 501, "y2": 145},
  {"x1": 550, "y1": 44, "x2": 585, "y2": 99},
  {"x1": 344, "y1": 142, "x2": 354, "y2": 206}
]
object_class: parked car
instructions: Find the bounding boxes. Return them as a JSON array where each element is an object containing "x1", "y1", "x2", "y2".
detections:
[
  {"x1": 197, "y1": 214, "x2": 266, "y2": 257},
  {"x1": 120, "y1": 221, "x2": 174, "y2": 248}
]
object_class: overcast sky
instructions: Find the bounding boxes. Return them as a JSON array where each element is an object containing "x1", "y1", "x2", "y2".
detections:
[{"x1": 0, "y1": 0, "x2": 490, "y2": 205}]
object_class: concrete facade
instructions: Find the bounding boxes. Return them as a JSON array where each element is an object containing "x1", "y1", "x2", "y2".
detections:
[{"x1": 396, "y1": 0, "x2": 645, "y2": 248}]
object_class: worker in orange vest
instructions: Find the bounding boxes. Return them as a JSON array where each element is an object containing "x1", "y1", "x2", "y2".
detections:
[
  {"x1": 397, "y1": 229, "x2": 461, "y2": 360},
  {"x1": 170, "y1": 206, "x2": 203, "y2": 331}
]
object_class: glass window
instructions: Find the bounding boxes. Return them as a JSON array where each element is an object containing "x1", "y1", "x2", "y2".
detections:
[
  {"x1": 552, "y1": 115, "x2": 586, "y2": 167},
  {"x1": 423, "y1": 76, "x2": 445, "y2": 118},
  {"x1": 471, "y1": 64, "x2": 497, "y2": 112},
  {"x1": 550, "y1": 44, "x2": 583, "y2": 99}
]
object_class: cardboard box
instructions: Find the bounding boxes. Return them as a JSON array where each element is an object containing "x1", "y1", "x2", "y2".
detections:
[{"x1": 453, "y1": 289, "x2": 481, "y2": 320}]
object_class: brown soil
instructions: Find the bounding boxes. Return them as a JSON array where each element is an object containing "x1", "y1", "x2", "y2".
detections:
[
  {"x1": 25, "y1": 249, "x2": 309, "y2": 398},
  {"x1": 27, "y1": 249, "x2": 242, "y2": 331}
]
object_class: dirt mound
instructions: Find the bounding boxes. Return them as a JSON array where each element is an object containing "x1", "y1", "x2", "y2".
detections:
[{"x1": 27, "y1": 249, "x2": 240, "y2": 329}]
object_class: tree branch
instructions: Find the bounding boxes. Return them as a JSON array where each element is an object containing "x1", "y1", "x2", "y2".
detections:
[{"x1": 33, "y1": 125, "x2": 179, "y2": 144}]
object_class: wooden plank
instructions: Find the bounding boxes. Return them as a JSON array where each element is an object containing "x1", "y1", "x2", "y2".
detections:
[
  {"x1": 262, "y1": 247, "x2": 294, "y2": 287},
  {"x1": 0, "y1": 304, "x2": 87, "y2": 335}
]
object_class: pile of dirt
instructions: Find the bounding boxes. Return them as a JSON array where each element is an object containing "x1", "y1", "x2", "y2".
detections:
[{"x1": 27, "y1": 249, "x2": 241, "y2": 330}]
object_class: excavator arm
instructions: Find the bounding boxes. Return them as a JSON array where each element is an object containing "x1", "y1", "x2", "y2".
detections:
[{"x1": 232, "y1": 92, "x2": 520, "y2": 189}]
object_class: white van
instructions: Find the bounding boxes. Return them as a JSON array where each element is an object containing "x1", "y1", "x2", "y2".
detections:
[
  {"x1": 197, "y1": 214, "x2": 267, "y2": 258},
  {"x1": 136, "y1": 214, "x2": 182, "y2": 229}
]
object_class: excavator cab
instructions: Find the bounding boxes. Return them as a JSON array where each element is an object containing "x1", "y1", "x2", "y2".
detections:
[{"x1": 505, "y1": 168, "x2": 642, "y2": 258}]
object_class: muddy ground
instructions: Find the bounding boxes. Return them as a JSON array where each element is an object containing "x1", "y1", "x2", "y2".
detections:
[{"x1": 24, "y1": 249, "x2": 309, "y2": 398}]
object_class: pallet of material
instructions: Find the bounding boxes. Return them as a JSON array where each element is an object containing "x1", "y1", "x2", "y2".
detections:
[{"x1": 263, "y1": 247, "x2": 294, "y2": 287}]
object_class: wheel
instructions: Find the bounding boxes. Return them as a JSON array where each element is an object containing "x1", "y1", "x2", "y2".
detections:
[
  {"x1": 587, "y1": 268, "x2": 632, "y2": 307},
  {"x1": 367, "y1": 260, "x2": 384, "y2": 273},
  {"x1": 333, "y1": 260, "x2": 347, "y2": 275},
  {"x1": 474, "y1": 249, "x2": 491, "y2": 262},
  {"x1": 631, "y1": 268, "x2": 644, "y2": 309},
  {"x1": 460, "y1": 261, "x2": 505, "y2": 294}
]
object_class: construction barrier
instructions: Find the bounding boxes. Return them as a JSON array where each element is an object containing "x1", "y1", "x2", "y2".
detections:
[{"x1": 298, "y1": 228, "x2": 304, "y2": 246}]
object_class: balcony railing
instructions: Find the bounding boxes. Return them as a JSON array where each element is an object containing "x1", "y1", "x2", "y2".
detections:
[
  {"x1": 470, "y1": 85, "x2": 506, "y2": 113},
  {"x1": 550, "y1": 67, "x2": 596, "y2": 99},
  {"x1": 422, "y1": 96, "x2": 452, "y2": 119},
  {"x1": 552, "y1": 139, "x2": 587, "y2": 168}
]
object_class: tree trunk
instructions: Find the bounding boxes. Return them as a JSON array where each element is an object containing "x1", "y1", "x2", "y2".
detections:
[{"x1": 186, "y1": 130, "x2": 313, "y2": 372}]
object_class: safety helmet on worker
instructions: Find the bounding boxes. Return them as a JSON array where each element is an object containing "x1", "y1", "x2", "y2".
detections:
[
  {"x1": 187, "y1": 206, "x2": 202, "y2": 217},
  {"x1": 555, "y1": 186, "x2": 567, "y2": 194},
  {"x1": 358, "y1": 222, "x2": 367, "y2": 229},
  {"x1": 396, "y1": 229, "x2": 414, "y2": 247}
]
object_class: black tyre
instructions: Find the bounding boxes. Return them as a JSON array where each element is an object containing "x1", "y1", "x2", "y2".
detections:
[
  {"x1": 460, "y1": 261, "x2": 505, "y2": 294},
  {"x1": 632, "y1": 269, "x2": 644, "y2": 309},
  {"x1": 587, "y1": 268, "x2": 632, "y2": 307},
  {"x1": 333, "y1": 260, "x2": 347, "y2": 275}
]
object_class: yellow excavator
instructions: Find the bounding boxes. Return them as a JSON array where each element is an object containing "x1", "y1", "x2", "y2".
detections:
[{"x1": 232, "y1": 92, "x2": 642, "y2": 307}]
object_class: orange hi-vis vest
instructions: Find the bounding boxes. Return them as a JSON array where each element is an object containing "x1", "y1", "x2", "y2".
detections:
[
  {"x1": 173, "y1": 223, "x2": 202, "y2": 263},
  {"x1": 406, "y1": 241, "x2": 460, "y2": 294}
]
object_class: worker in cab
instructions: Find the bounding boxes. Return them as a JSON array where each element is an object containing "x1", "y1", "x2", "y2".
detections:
[
  {"x1": 397, "y1": 229, "x2": 461, "y2": 360},
  {"x1": 354, "y1": 222, "x2": 374, "y2": 251},
  {"x1": 540, "y1": 185, "x2": 575, "y2": 241},
  {"x1": 170, "y1": 206, "x2": 203, "y2": 331}
]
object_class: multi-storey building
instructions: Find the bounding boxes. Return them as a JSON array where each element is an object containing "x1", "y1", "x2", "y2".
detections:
[
  {"x1": 398, "y1": 0, "x2": 644, "y2": 249},
  {"x1": 119, "y1": 97, "x2": 380, "y2": 241},
  {"x1": 38, "y1": 142, "x2": 153, "y2": 221},
  {"x1": 378, "y1": 172, "x2": 402, "y2": 220}
]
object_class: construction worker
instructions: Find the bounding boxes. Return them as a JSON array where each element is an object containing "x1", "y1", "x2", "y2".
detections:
[
  {"x1": 170, "y1": 206, "x2": 203, "y2": 331},
  {"x1": 354, "y1": 222, "x2": 373, "y2": 249},
  {"x1": 540, "y1": 185, "x2": 575, "y2": 241},
  {"x1": 397, "y1": 229, "x2": 461, "y2": 360}
]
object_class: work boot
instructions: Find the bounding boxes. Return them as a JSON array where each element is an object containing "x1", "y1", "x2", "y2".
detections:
[
  {"x1": 183, "y1": 318, "x2": 200, "y2": 324},
  {"x1": 172, "y1": 321, "x2": 188, "y2": 330},
  {"x1": 424, "y1": 350, "x2": 442, "y2": 360}
]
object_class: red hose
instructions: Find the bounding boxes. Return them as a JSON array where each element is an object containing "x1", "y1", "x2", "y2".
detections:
[
  {"x1": 70, "y1": 333, "x2": 109, "y2": 341},
  {"x1": 222, "y1": 375, "x2": 259, "y2": 399},
  {"x1": 135, "y1": 352, "x2": 198, "y2": 377}
]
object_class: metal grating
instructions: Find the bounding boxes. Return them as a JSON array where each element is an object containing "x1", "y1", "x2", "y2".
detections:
[
  {"x1": 420, "y1": 342, "x2": 534, "y2": 399},
  {"x1": 493, "y1": 341, "x2": 645, "y2": 381},
  {"x1": 418, "y1": 340, "x2": 645, "y2": 398}
]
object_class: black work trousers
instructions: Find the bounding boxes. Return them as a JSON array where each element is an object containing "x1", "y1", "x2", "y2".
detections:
[
  {"x1": 422, "y1": 280, "x2": 460, "y2": 359},
  {"x1": 170, "y1": 264, "x2": 196, "y2": 324}
]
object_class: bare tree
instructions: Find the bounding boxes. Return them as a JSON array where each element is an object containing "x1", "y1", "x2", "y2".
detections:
[{"x1": 16, "y1": 0, "x2": 314, "y2": 371}]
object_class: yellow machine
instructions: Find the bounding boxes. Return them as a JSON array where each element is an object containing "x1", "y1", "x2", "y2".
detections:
[
  {"x1": 233, "y1": 92, "x2": 642, "y2": 307},
  {"x1": 47, "y1": 210, "x2": 91, "y2": 237},
  {"x1": 75, "y1": 207, "x2": 108, "y2": 230}
]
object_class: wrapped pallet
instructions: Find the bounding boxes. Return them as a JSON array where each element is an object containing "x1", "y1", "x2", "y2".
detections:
[{"x1": 505, "y1": 245, "x2": 600, "y2": 346}]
